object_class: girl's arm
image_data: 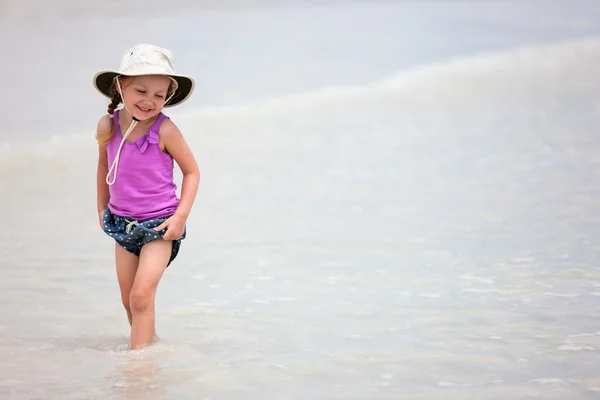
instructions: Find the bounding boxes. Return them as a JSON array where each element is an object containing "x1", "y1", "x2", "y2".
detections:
[
  {"x1": 97, "y1": 144, "x2": 109, "y2": 211},
  {"x1": 160, "y1": 119, "x2": 200, "y2": 223},
  {"x1": 96, "y1": 116, "x2": 112, "y2": 226}
]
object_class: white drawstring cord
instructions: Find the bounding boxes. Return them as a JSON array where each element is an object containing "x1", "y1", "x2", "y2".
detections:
[
  {"x1": 106, "y1": 117, "x2": 138, "y2": 185},
  {"x1": 125, "y1": 219, "x2": 140, "y2": 233},
  {"x1": 165, "y1": 78, "x2": 178, "y2": 105}
]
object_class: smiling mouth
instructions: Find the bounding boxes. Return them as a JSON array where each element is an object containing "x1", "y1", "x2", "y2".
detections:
[{"x1": 136, "y1": 105, "x2": 152, "y2": 112}]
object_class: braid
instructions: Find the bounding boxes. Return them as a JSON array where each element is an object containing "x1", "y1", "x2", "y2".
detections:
[
  {"x1": 96, "y1": 86, "x2": 122, "y2": 145},
  {"x1": 107, "y1": 91, "x2": 121, "y2": 116}
]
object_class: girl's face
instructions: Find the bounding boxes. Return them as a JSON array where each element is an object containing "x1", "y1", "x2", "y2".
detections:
[{"x1": 120, "y1": 75, "x2": 173, "y2": 121}]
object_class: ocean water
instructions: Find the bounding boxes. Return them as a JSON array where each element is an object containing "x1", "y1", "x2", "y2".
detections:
[{"x1": 2, "y1": 1, "x2": 600, "y2": 399}]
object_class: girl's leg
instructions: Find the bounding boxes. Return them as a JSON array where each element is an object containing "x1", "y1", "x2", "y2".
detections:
[
  {"x1": 115, "y1": 243, "x2": 139, "y2": 326},
  {"x1": 129, "y1": 239, "x2": 172, "y2": 349}
]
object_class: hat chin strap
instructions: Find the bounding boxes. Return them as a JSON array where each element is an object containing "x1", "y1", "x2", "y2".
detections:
[
  {"x1": 105, "y1": 77, "x2": 178, "y2": 186},
  {"x1": 105, "y1": 116, "x2": 139, "y2": 186}
]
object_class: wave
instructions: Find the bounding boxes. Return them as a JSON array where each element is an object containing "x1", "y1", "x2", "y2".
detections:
[{"x1": 1, "y1": 35, "x2": 599, "y2": 163}]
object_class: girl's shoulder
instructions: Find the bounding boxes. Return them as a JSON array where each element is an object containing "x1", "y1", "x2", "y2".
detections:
[
  {"x1": 96, "y1": 114, "x2": 115, "y2": 143},
  {"x1": 157, "y1": 116, "x2": 183, "y2": 140},
  {"x1": 156, "y1": 116, "x2": 188, "y2": 155}
]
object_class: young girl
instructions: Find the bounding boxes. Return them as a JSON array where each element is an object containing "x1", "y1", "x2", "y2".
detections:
[{"x1": 93, "y1": 44, "x2": 200, "y2": 350}]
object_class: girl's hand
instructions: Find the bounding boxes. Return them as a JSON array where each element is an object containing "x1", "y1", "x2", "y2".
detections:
[
  {"x1": 154, "y1": 214, "x2": 186, "y2": 241},
  {"x1": 98, "y1": 210, "x2": 105, "y2": 230}
]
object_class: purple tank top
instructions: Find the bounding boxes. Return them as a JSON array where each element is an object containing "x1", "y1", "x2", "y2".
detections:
[{"x1": 106, "y1": 110, "x2": 180, "y2": 221}]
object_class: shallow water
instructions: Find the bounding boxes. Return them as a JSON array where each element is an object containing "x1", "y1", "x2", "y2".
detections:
[{"x1": 2, "y1": 1, "x2": 600, "y2": 399}]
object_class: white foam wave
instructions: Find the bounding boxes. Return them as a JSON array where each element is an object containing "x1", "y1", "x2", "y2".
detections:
[{"x1": 2, "y1": 35, "x2": 600, "y2": 164}]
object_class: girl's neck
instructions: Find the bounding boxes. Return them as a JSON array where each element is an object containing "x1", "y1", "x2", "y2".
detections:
[{"x1": 118, "y1": 108, "x2": 160, "y2": 128}]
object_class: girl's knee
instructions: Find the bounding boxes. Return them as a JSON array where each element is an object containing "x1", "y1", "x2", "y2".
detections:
[
  {"x1": 121, "y1": 296, "x2": 131, "y2": 313},
  {"x1": 129, "y1": 288, "x2": 154, "y2": 314}
]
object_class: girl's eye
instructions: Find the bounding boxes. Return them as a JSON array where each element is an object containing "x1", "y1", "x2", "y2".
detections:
[
  {"x1": 156, "y1": 95, "x2": 165, "y2": 99},
  {"x1": 136, "y1": 89, "x2": 146, "y2": 94}
]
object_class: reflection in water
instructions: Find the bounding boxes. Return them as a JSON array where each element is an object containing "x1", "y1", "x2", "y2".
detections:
[{"x1": 108, "y1": 354, "x2": 166, "y2": 400}]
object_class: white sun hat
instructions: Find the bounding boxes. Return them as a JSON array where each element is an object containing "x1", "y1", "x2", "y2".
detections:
[{"x1": 93, "y1": 43, "x2": 195, "y2": 107}]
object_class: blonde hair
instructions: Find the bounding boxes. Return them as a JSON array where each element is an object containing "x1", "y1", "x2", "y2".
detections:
[{"x1": 95, "y1": 79, "x2": 125, "y2": 145}]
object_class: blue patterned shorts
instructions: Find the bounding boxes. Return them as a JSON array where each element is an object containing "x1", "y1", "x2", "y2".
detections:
[{"x1": 102, "y1": 208, "x2": 186, "y2": 267}]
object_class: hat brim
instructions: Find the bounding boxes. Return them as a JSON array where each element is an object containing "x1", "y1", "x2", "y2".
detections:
[{"x1": 93, "y1": 70, "x2": 195, "y2": 108}]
